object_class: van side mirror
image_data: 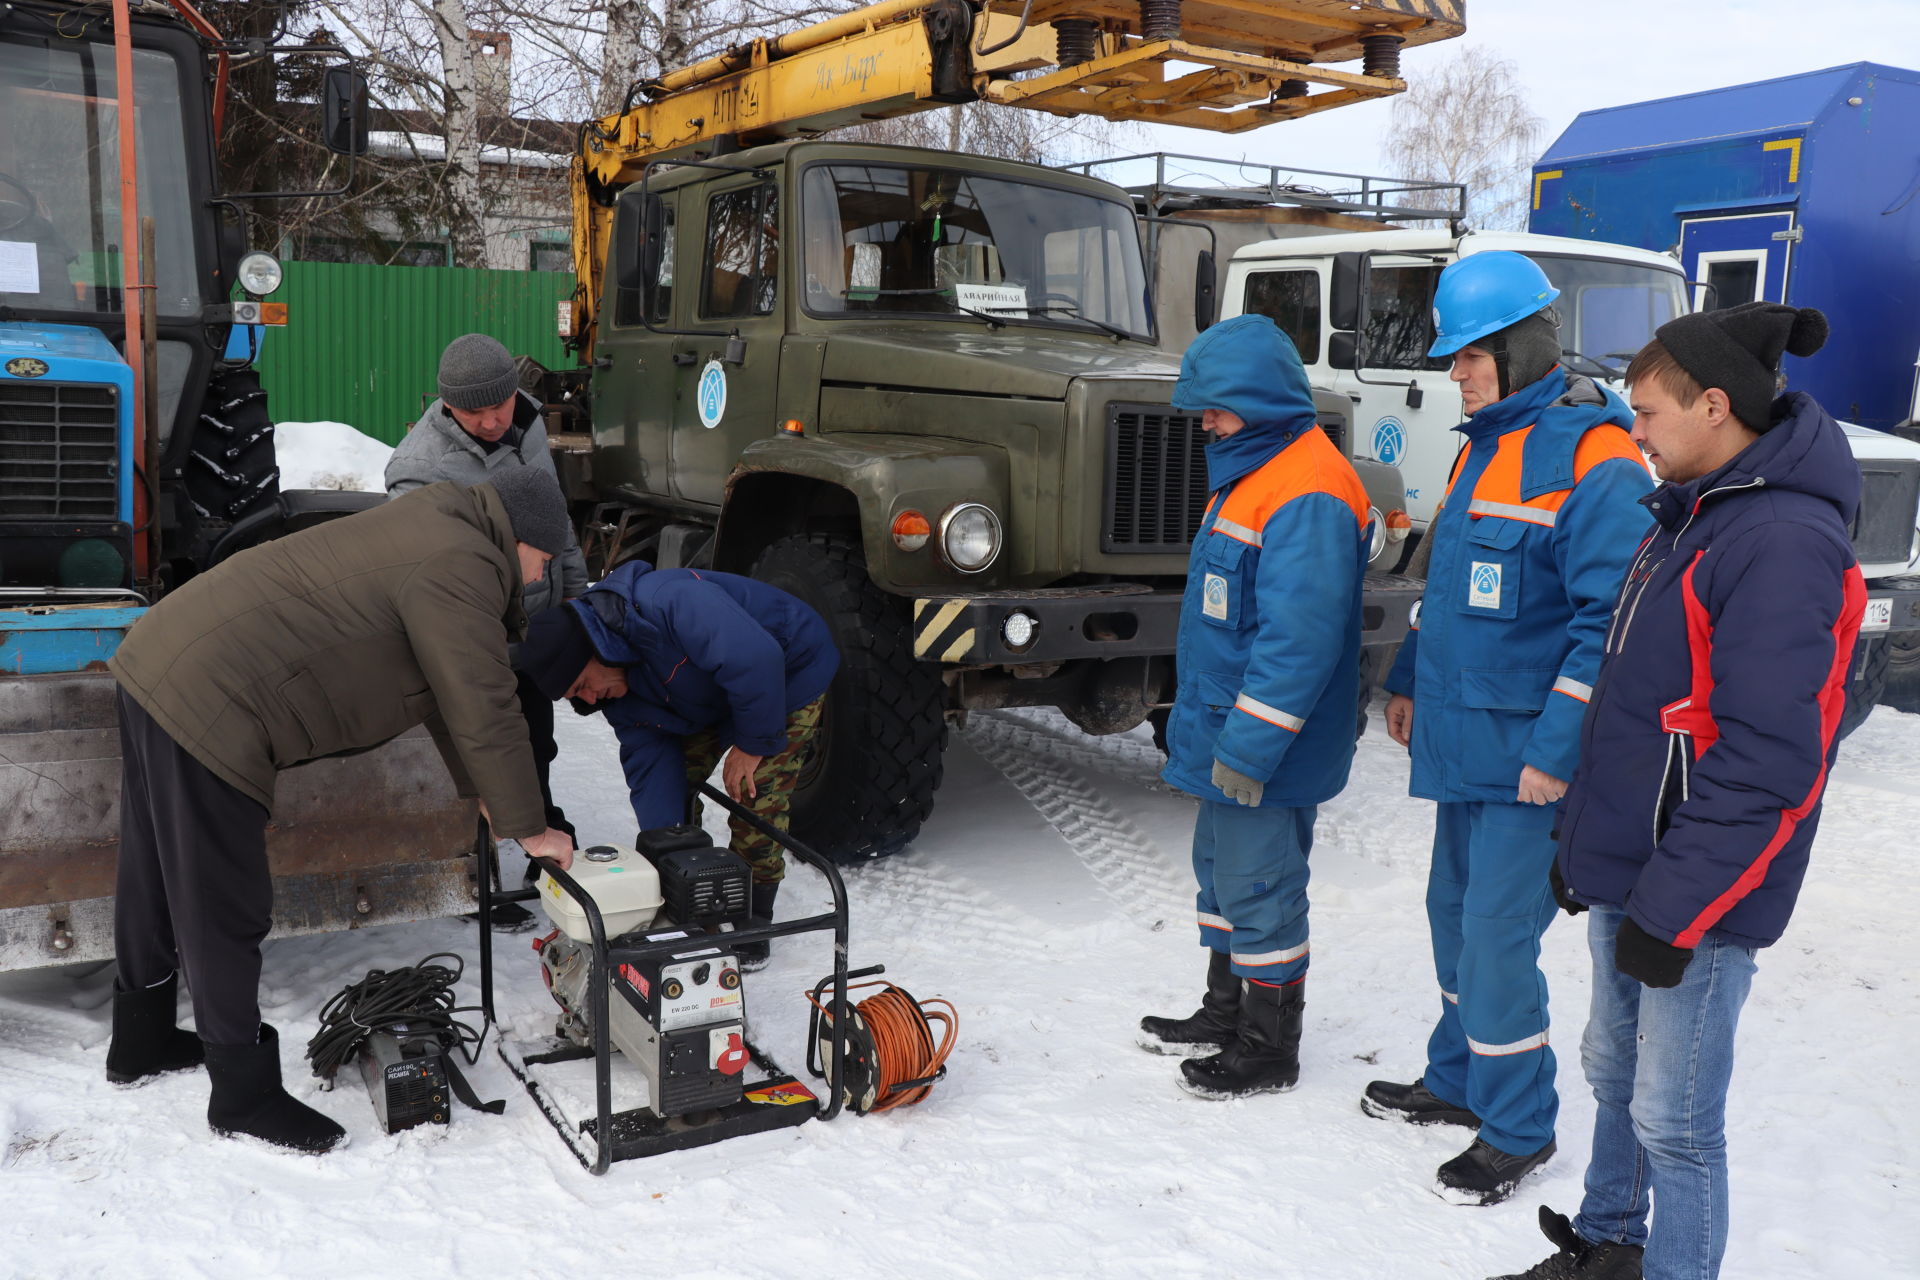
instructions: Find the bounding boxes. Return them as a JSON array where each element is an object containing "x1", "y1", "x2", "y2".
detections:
[
  {"x1": 1329, "y1": 251, "x2": 1365, "y2": 332},
  {"x1": 322, "y1": 68, "x2": 369, "y2": 157},
  {"x1": 1193, "y1": 250, "x2": 1217, "y2": 335},
  {"x1": 1327, "y1": 331, "x2": 1358, "y2": 372}
]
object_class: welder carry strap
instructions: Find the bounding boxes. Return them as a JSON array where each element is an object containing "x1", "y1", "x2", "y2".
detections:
[{"x1": 448, "y1": 1057, "x2": 506, "y2": 1115}]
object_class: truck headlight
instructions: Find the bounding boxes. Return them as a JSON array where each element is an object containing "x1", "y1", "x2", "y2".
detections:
[
  {"x1": 238, "y1": 252, "x2": 284, "y2": 296},
  {"x1": 940, "y1": 503, "x2": 1001, "y2": 574},
  {"x1": 1366, "y1": 506, "x2": 1387, "y2": 564}
]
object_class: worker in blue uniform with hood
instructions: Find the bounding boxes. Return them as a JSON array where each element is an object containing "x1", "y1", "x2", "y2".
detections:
[
  {"x1": 1138, "y1": 314, "x2": 1373, "y2": 1100},
  {"x1": 1363, "y1": 252, "x2": 1653, "y2": 1206}
]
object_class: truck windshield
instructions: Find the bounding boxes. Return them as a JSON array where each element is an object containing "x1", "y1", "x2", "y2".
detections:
[
  {"x1": 0, "y1": 37, "x2": 200, "y2": 318},
  {"x1": 801, "y1": 163, "x2": 1154, "y2": 341},
  {"x1": 1534, "y1": 255, "x2": 1688, "y2": 379}
]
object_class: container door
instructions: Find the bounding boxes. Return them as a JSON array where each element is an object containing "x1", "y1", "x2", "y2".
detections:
[{"x1": 1679, "y1": 210, "x2": 1795, "y2": 311}]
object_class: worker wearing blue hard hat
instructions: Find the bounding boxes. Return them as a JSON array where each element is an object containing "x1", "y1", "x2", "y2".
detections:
[{"x1": 1364, "y1": 251, "x2": 1654, "y2": 1206}]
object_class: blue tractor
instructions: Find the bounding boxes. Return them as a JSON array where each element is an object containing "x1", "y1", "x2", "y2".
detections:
[{"x1": 0, "y1": 0, "x2": 478, "y2": 970}]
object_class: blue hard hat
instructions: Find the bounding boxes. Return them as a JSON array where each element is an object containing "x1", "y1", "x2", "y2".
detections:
[{"x1": 1426, "y1": 251, "x2": 1561, "y2": 358}]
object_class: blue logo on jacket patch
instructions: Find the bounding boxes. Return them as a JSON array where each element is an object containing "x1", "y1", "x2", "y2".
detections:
[
  {"x1": 1203, "y1": 572, "x2": 1229, "y2": 620},
  {"x1": 1469, "y1": 561, "x2": 1502, "y2": 609},
  {"x1": 1372, "y1": 416, "x2": 1406, "y2": 466}
]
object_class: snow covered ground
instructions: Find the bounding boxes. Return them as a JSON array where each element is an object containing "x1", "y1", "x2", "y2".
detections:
[
  {"x1": 275, "y1": 421, "x2": 395, "y2": 493},
  {"x1": 4, "y1": 695, "x2": 1916, "y2": 1279}
]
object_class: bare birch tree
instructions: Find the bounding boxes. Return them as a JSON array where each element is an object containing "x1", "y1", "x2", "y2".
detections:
[{"x1": 1381, "y1": 46, "x2": 1542, "y2": 231}]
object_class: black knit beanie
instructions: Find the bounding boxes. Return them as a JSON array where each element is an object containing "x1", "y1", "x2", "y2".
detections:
[
  {"x1": 1654, "y1": 302, "x2": 1829, "y2": 431},
  {"x1": 520, "y1": 606, "x2": 595, "y2": 701},
  {"x1": 486, "y1": 466, "x2": 571, "y2": 555}
]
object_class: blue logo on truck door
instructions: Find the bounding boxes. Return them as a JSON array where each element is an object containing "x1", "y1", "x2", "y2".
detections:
[
  {"x1": 1372, "y1": 417, "x2": 1406, "y2": 466},
  {"x1": 697, "y1": 360, "x2": 727, "y2": 429}
]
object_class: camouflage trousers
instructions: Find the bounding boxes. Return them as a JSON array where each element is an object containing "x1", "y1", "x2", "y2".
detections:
[{"x1": 682, "y1": 695, "x2": 824, "y2": 885}]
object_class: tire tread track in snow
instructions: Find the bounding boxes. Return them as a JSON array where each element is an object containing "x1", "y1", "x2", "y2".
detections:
[
  {"x1": 964, "y1": 712, "x2": 1189, "y2": 921},
  {"x1": 984, "y1": 708, "x2": 1172, "y2": 788}
]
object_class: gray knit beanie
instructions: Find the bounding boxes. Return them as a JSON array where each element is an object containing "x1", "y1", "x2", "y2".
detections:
[
  {"x1": 438, "y1": 333, "x2": 519, "y2": 410},
  {"x1": 486, "y1": 467, "x2": 570, "y2": 555}
]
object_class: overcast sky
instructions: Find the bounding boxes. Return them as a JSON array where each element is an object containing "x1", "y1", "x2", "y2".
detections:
[{"x1": 1125, "y1": 0, "x2": 1920, "y2": 187}]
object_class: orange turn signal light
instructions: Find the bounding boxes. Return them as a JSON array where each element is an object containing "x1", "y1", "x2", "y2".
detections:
[
  {"x1": 1384, "y1": 508, "x2": 1413, "y2": 541},
  {"x1": 892, "y1": 510, "x2": 931, "y2": 552},
  {"x1": 259, "y1": 302, "x2": 289, "y2": 326},
  {"x1": 779, "y1": 418, "x2": 805, "y2": 435}
]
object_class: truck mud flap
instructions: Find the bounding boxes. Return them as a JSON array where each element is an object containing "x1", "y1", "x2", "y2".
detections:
[{"x1": 0, "y1": 672, "x2": 480, "y2": 971}]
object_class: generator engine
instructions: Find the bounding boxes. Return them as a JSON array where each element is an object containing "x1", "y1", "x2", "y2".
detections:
[{"x1": 533, "y1": 831, "x2": 754, "y2": 1119}]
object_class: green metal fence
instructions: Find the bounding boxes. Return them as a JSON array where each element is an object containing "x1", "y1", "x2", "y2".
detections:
[{"x1": 253, "y1": 262, "x2": 576, "y2": 444}]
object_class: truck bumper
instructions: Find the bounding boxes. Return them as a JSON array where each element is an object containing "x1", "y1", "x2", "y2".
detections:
[
  {"x1": 1864, "y1": 577, "x2": 1920, "y2": 640},
  {"x1": 910, "y1": 571, "x2": 1423, "y2": 665}
]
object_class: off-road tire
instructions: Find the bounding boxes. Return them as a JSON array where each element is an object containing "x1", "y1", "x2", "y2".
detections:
[
  {"x1": 750, "y1": 533, "x2": 947, "y2": 862},
  {"x1": 184, "y1": 367, "x2": 279, "y2": 523},
  {"x1": 1882, "y1": 628, "x2": 1920, "y2": 715},
  {"x1": 1840, "y1": 635, "x2": 1889, "y2": 741}
]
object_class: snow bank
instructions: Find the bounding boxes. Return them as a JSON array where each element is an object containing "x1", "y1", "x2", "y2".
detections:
[{"x1": 275, "y1": 421, "x2": 394, "y2": 493}]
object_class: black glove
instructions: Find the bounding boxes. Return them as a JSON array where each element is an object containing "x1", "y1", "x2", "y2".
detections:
[
  {"x1": 1614, "y1": 917, "x2": 1693, "y2": 989},
  {"x1": 1549, "y1": 862, "x2": 1585, "y2": 916}
]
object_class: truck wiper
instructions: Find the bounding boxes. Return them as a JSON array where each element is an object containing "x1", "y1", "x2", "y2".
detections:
[
  {"x1": 1560, "y1": 349, "x2": 1627, "y2": 380},
  {"x1": 839, "y1": 288, "x2": 1005, "y2": 328},
  {"x1": 987, "y1": 304, "x2": 1140, "y2": 343}
]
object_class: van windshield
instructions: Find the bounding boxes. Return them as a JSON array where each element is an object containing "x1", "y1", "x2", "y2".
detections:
[
  {"x1": 801, "y1": 162, "x2": 1154, "y2": 341},
  {"x1": 1534, "y1": 255, "x2": 1688, "y2": 379}
]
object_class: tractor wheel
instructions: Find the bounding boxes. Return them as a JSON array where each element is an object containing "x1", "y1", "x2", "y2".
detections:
[
  {"x1": 750, "y1": 533, "x2": 947, "y2": 863},
  {"x1": 184, "y1": 367, "x2": 280, "y2": 526},
  {"x1": 1881, "y1": 627, "x2": 1920, "y2": 715}
]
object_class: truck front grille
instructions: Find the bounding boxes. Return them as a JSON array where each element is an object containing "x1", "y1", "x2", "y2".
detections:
[
  {"x1": 0, "y1": 381, "x2": 120, "y2": 520},
  {"x1": 1103, "y1": 402, "x2": 1209, "y2": 554},
  {"x1": 1855, "y1": 459, "x2": 1920, "y2": 568}
]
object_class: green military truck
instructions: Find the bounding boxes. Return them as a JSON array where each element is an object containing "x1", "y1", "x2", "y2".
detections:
[{"x1": 537, "y1": 139, "x2": 1420, "y2": 862}]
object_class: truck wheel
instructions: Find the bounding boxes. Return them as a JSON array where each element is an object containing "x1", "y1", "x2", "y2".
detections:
[
  {"x1": 1882, "y1": 629, "x2": 1920, "y2": 714},
  {"x1": 750, "y1": 534, "x2": 947, "y2": 862},
  {"x1": 1840, "y1": 635, "x2": 1890, "y2": 741}
]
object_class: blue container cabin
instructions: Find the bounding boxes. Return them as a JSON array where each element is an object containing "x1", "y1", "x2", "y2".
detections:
[{"x1": 1529, "y1": 62, "x2": 1920, "y2": 431}]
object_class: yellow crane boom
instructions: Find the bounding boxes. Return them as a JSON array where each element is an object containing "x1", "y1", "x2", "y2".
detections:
[{"x1": 569, "y1": 0, "x2": 1465, "y2": 346}]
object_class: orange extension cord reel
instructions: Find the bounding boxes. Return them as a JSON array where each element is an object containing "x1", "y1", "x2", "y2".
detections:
[{"x1": 805, "y1": 968, "x2": 957, "y2": 1115}]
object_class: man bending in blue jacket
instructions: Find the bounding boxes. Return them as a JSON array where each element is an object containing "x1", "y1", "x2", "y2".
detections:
[
  {"x1": 1367, "y1": 252, "x2": 1653, "y2": 1206},
  {"x1": 518, "y1": 562, "x2": 839, "y2": 964},
  {"x1": 1490, "y1": 307, "x2": 1862, "y2": 1280},
  {"x1": 1139, "y1": 314, "x2": 1373, "y2": 1099}
]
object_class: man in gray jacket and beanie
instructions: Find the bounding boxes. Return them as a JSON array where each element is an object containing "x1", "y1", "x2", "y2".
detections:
[{"x1": 389, "y1": 334, "x2": 589, "y2": 847}]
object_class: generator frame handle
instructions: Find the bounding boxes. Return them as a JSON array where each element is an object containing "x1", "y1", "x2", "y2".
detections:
[{"x1": 474, "y1": 783, "x2": 854, "y2": 1174}]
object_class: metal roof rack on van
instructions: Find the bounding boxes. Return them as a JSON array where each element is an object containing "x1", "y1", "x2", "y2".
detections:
[{"x1": 1066, "y1": 151, "x2": 1466, "y2": 224}]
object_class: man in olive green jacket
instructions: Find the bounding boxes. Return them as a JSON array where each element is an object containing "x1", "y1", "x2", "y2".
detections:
[{"x1": 105, "y1": 470, "x2": 575, "y2": 1155}]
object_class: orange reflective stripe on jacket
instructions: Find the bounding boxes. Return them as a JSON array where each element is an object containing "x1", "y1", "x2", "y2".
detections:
[
  {"x1": 1442, "y1": 424, "x2": 1644, "y2": 528},
  {"x1": 1212, "y1": 426, "x2": 1372, "y2": 544}
]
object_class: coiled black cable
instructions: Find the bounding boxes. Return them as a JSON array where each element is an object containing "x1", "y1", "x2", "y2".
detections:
[{"x1": 305, "y1": 953, "x2": 488, "y2": 1082}]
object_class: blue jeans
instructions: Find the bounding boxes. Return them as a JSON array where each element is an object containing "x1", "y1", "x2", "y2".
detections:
[
  {"x1": 1192, "y1": 802, "x2": 1315, "y2": 985},
  {"x1": 1575, "y1": 905, "x2": 1758, "y2": 1280}
]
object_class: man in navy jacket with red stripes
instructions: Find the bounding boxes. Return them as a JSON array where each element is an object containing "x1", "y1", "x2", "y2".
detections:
[{"x1": 1493, "y1": 303, "x2": 1865, "y2": 1280}]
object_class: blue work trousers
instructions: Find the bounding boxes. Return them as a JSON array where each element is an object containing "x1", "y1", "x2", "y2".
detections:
[
  {"x1": 1423, "y1": 800, "x2": 1560, "y2": 1155},
  {"x1": 1192, "y1": 801, "x2": 1315, "y2": 985},
  {"x1": 1574, "y1": 905, "x2": 1757, "y2": 1280}
]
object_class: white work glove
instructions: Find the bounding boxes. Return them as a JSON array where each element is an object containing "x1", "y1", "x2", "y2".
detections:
[{"x1": 1212, "y1": 759, "x2": 1264, "y2": 807}]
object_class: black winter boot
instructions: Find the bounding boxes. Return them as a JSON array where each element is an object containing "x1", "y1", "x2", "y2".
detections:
[
  {"x1": 105, "y1": 972, "x2": 205, "y2": 1085},
  {"x1": 1139, "y1": 951, "x2": 1240, "y2": 1054},
  {"x1": 1435, "y1": 1137, "x2": 1556, "y2": 1206},
  {"x1": 1361, "y1": 1077, "x2": 1481, "y2": 1128},
  {"x1": 204, "y1": 1024, "x2": 346, "y2": 1155},
  {"x1": 1177, "y1": 978, "x2": 1303, "y2": 1099},
  {"x1": 735, "y1": 880, "x2": 779, "y2": 972},
  {"x1": 1489, "y1": 1206, "x2": 1645, "y2": 1278}
]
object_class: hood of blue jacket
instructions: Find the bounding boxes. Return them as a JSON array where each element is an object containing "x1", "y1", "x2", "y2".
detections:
[
  {"x1": 1172, "y1": 315, "x2": 1319, "y2": 491},
  {"x1": 1650, "y1": 392, "x2": 1860, "y2": 529}
]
